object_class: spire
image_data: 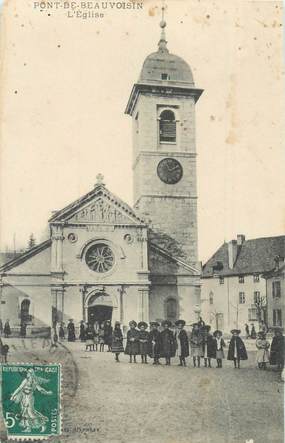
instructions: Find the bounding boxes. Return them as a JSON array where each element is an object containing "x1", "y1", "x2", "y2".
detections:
[{"x1": 158, "y1": 4, "x2": 168, "y2": 53}]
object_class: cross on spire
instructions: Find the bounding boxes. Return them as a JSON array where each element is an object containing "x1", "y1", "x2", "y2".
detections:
[
  {"x1": 158, "y1": 1, "x2": 168, "y2": 53},
  {"x1": 95, "y1": 173, "x2": 105, "y2": 187}
]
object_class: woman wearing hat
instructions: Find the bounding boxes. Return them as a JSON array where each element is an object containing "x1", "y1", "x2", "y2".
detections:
[
  {"x1": 111, "y1": 321, "x2": 124, "y2": 362},
  {"x1": 160, "y1": 320, "x2": 177, "y2": 365},
  {"x1": 201, "y1": 325, "x2": 216, "y2": 368},
  {"x1": 125, "y1": 321, "x2": 140, "y2": 363},
  {"x1": 79, "y1": 320, "x2": 86, "y2": 342},
  {"x1": 59, "y1": 322, "x2": 65, "y2": 341},
  {"x1": 227, "y1": 329, "x2": 248, "y2": 368},
  {"x1": 213, "y1": 330, "x2": 226, "y2": 368},
  {"x1": 138, "y1": 322, "x2": 149, "y2": 364},
  {"x1": 256, "y1": 331, "x2": 270, "y2": 370},
  {"x1": 269, "y1": 327, "x2": 284, "y2": 370},
  {"x1": 175, "y1": 320, "x2": 189, "y2": 366},
  {"x1": 190, "y1": 323, "x2": 203, "y2": 368},
  {"x1": 67, "y1": 319, "x2": 76, "y2": 342},
  {"x1": 148, "y1": 322, "x2": 162, "y2": 365}
]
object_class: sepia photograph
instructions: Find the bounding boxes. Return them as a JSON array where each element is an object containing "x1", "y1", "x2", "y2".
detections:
[{"x1": 0, "y1": 0, "x2": 284, "y2": 442}]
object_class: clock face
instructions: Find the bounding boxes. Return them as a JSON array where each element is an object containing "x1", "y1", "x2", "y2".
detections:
[{"x1": 157, "y1": 158, "x2": 183, "y2": 184}]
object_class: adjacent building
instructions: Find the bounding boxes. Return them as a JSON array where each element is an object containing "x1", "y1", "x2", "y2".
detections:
[
  {"x1": 201, "y1": 235, "x2": 285, "y2": 334},
  {"x1": 262, "y1": 257, "x2": 284, "y2": 329}
]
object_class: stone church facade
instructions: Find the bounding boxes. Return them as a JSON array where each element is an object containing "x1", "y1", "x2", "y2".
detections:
[{"x1": 0, "y1": 21, "x2": 203, "y2": 335}]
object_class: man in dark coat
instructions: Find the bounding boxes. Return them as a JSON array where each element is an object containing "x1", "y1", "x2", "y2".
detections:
[
  {"x1": 125, "y1": 320, "x2": 140, "y2": 363},
  {"x1": 250, "y1": 324, "x2": 256, "y2": 339},
  {"x1": 201, "y1": 325, "x2": 216, "y2": 368},
  {"x1": 148, "y1": 322, "x2": 161, "y2": 365},
  {"x1": 67, "y1": 319, "x2": 76, "y2": 342},
  {"x1": 3, "y1": 320, "x2": 11, "y2": 338},
  {"x1": 138, "y1": 322, "x2": 149, "y2": 364},
  {"x1": 269, "y1": 328, "x2": 285, "y2": 370},
  {"x1": 227, "y1": 329, "x2": 248, "y2": 368},
  {"x1": 175, "y1": 320, "x2": 189, "y2": 366},
  {"x1": 160, "y1": 320, "x2": 177, "y2": 365}
]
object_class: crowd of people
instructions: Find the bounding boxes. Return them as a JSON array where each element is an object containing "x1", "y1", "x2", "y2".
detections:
[{"x1": 57, "y1": 318, "x2": 284, "y2": 370}]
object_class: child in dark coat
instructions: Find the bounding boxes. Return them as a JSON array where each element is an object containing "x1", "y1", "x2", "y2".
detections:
[
  {"x1": 175, "y1": 320, "x2": 189, "y2": 366},
  {"x1": 3, "y1": 320, "x2": 11, "y2": 338},
  {"x1": 0, "y1": 338, "x2": 9, "y2": 363},
  {"x1": 269, "y1": 327, "x2": 285, "y2": 370},
  {"x1": 160, "y1": 320, "x2": 177, "y2": 366},
  {"x1": 67, "y1": 319, "x2": 76, "y2": 342},
  {"x1": 213, "y1": 330, "x2": 226, "y2": 368},
  {"x1": 111, "y1": 321, "x2": 124, "y2": 362},
  {"x1": 104, "y1": 320, "x2": 113, "y2": 352},
  {"x1": 59, "y1": 322, "x2": 65, "y2": 341},
  {"x1": 125, "y1": 320, "x2": 140, "y2": 363},
  {"x1": 201, "y1": 325, "x2": 216, "y2": 368},
  {"x1": 138, "y1": 322, "x2": 149, "y2": 364},
  {"x1": 79, "y1": 321, "x2": 86, "y2": 342},
  {"x1": 148, "y1": 322, "x2": 161, "y2": 365},
  {"x1": 227, "y1": 329, "x2": 248, "y2": 368}
]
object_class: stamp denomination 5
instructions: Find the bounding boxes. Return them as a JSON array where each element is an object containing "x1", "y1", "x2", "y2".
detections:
[{"x1": 1, "y1": 363, "x2": 61, "y2": 440}]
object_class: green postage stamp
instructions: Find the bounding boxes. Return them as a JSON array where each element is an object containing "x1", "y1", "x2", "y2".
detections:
[{"x1": 1, "y1": 363, "x2": 61, "y2": 439}]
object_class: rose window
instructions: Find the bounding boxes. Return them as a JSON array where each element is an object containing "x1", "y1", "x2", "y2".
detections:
[{"x1": 85, "y1": 243, "x2": 115, "y2": 273}]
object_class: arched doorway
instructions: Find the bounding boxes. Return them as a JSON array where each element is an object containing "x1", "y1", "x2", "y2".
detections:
[{"x1": 87, "y1": 292, "x2": 113, "y2": 326}]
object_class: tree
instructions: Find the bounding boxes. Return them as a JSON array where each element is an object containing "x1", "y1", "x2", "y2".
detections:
[
  {"x1": 254, "y1": 294, "x2": 267, "y2": 325},
  {"x1": 27, "y1": 233, "x2": 36, "y2": 250}
]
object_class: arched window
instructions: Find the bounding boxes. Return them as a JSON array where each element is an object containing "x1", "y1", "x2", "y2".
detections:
[
  {"x1": 209, "y1": 291, "x2": 214, "y2": 305},
  {"x1": 165, "y1": 298, "x2": 178, "y2": 321},
  {"x1": 159, "y1": 110, "x2": 176, "y2": 143}
]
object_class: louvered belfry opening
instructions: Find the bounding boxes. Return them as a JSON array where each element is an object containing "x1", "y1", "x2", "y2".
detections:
[{"x1": 159, "y1": 110, "x2": 176, "y2": 143}]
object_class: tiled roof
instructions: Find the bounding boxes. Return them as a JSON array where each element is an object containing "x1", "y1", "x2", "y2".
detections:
[
  {"x1": 262, "y1": 263, "x2": 285, "y2": 279},
  {"x1": 0, "y1": 252, "x2": 22, "y2": 267},
  {"x1": 202, "y1": 235, "x2": 285, "y2": 278},
  {"x1": 0, "y1": 240, "x2": 51, "y2": 273}
]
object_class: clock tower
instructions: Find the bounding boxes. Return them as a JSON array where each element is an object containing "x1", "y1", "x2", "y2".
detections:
[{"x1": 125, "y1": 16, "x2": 203, "y2": 267}]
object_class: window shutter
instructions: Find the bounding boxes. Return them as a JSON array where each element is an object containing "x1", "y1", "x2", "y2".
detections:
[{"x1": 160, "y1": 121, "x2": 176, "y2": 142}]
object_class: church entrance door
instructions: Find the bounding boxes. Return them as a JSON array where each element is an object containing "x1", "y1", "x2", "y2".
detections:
[{"x1": 88, "y1": 305, "x2": 112, "y2": 325}]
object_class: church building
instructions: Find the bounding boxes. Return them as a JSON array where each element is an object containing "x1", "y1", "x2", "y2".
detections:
[{"x1": 0, "y1": 18, "x2": 203, "y2": 335}]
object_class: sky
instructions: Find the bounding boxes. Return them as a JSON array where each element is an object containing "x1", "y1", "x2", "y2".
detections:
[{"x1": 0, "y1": 0, "x2": 284, "y2": 262}]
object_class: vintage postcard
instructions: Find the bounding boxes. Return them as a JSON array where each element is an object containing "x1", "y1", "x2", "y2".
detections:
[{"x1": 0, "y1": 0, "x2": 283, "y2": 442}]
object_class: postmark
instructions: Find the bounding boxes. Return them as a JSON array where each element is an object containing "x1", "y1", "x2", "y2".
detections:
[{"x1": 1, "y1": 363, "x2": 61, "y2": 440}]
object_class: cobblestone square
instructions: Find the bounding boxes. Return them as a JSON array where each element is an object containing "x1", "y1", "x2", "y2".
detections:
[{"x1": 0, "y1": 339, "x2": 283, "y2": 443}]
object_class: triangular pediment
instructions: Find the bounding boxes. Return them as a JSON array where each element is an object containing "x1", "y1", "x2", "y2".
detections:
[
  {"x1": 68, "y1": 196, "x2": 139, "y2": 224},
  {"x1": 49, "y1": 184, "x2": 145, "y2": 226}
]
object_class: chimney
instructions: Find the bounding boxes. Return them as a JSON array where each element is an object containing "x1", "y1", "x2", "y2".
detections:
[
  {"x1": 237, "y1": 234, "x2": 245, "y2": 246},
  {"x1": 228, "y1": 240, "x2": 238, "y2": 269},
  {"x1": 274, "y1": 255, "x2": 285, "y2": 270}
]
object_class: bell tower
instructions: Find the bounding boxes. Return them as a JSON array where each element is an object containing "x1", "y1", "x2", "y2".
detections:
[{"x1": 125, "y1": 11, "x2": 203, "y2": 267}]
